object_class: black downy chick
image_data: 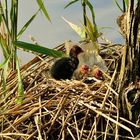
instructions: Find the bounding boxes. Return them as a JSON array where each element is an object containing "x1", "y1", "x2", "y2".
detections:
[{"x1": 51, "y1": 45, "x2": 83, "y2": 80}]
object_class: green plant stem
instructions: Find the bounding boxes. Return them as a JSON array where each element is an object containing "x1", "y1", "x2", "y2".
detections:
[
  {"x1": 123, "y1": 0, "x2": 126, "y2": 12},
  {"x1": 5, "y1": 0, "x2": 11, "y2": 53},
  {"x1": 82, "y1": 1, "x2": 87, "y2": 26},
  {"x1": 11, "y1": 0, "x2": 18, "y2": 70},
  {"x1": 5, "y1": 0, "x2": 9, "y2": 25},
  {"x1": 82, "y1": 0, "x2": 87, "y2": 38}
]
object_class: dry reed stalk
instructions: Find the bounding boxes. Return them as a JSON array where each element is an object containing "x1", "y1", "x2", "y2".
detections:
[{"x1": 0, "y1": 42, "x2": 139, "y2": 140}]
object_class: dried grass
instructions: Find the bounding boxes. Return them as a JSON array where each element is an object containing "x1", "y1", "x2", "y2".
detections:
[{"x1": 0, "y1": 43, "x2": 139, "y2": 140}]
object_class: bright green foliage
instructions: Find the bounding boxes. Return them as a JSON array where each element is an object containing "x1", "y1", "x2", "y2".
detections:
[
  {"x1": 0, "y1": 0, "x2": 51, "y2": 103},
  {"x1": 62, "y1": 17, "x2": 86, "y2": 39},
  {"x1": 37, "y1": 0, "x2": 51, "y2": 22},
  {"x1": 15, "y1": 41, "x2": 65, "y2": 58},
  {"x1": 86, "y1": 1, "x2": 96, "y2": 26},
  {"x1": 114, "y1": 0, "x2": 124, "y2": 12},
  {"x1": 124, "y1": 0, "x2": 129, "y2": 8},
  {"x1": 64, "y1": 0, "x2": 100, "y2": 51},
  {"x1": 83, "y1": 15, "x2": 99, "y2": 42},
  {"x1": 64, "y1": 0, "x2": 79, "y2": 8},
  {"x1": 17, "y1": 10, "x2": 40, "y2": 39},
  {"x1": 82, "y1": 15, "x2": 100, "y2": 50},
  {"x1": 65, "y1": 0, "x2": 97, "y2": 26}
]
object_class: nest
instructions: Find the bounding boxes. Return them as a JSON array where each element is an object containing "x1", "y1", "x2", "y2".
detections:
[{"x1": 0, "y1": 43, "x2": 138, "y2": 140}]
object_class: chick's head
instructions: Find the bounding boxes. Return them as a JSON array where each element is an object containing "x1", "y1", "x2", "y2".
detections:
[
  {"x1": 80, "y1": 64, "x2": 90, "y2": 75},
  {"x1": 69, "y1": 45, "x2": 84, "y2": 57}
]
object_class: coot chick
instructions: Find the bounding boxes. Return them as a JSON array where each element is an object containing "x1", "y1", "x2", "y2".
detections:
[
  {"x1": 51, "y1": 45, "x2": 83, "y2": 80},
  {"x1": 80, "y1": 64, "x2": 90, "y2": 75}
]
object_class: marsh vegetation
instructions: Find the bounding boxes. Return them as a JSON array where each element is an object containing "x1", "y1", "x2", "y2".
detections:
[{"x1": 0, "y1": 0, "x2": 140, "y2": 139}]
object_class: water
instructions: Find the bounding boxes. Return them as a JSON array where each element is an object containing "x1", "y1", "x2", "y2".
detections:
[{"x1": 0, "y1": 0, "x2": 123, "y2": 64}]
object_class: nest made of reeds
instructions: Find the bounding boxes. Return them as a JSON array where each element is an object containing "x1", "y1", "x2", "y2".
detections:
[{"x1": 0, "y1": 42, "x2": 139, "y2": 140}]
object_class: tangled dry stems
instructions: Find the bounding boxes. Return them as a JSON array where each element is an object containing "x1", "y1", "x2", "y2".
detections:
[{"x1": 0, "y1": 43, "x2": 139, "y2": 140}]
